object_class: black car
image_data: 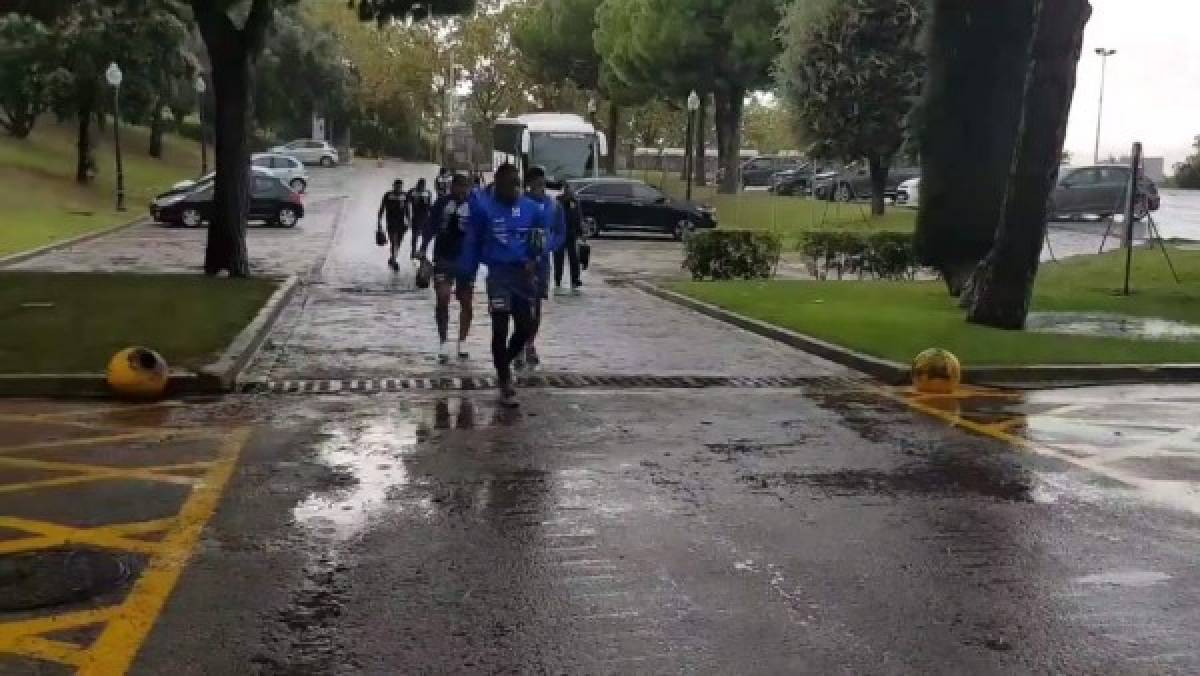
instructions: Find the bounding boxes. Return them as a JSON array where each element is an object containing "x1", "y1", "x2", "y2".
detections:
[
  {"x1": 567, "y1": 178, "x2": 717, "y2": 240},
  {"x1": 1050, "y1": 165, "x2": 1161, "y2": 221},
  {"x1": 814, "y1": 165, "x2": 921, "y2": 202},
  {"x1": 150, "y1": 172, "x2": 305, "y2": 228},
  {"x1": 770, "y1": 167, "x2": 838, "y2": 196},
  {"x1": 736, "y1": 155, "x2": 807, "y2": 188}
]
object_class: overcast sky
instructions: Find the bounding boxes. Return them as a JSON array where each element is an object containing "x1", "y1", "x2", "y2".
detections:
[{"x1": 1065, "y1": 0, "x2": 1200, "y2": 166}]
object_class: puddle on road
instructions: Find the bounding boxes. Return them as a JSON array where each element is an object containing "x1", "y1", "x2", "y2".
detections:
[
  {"x1": 1075, "y1": 570, "x2": 1172, "y2": 587},
  {"x1": 1026, "y1": 312, "x2": 1200, "y2": 341}
]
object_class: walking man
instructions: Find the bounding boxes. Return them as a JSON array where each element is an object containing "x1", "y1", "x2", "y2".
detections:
[
  {"x1": 459, "y1": 163, "x2": 558, "y2": 407},
  {"x1": 515, "y1": 166, "x2": 563, "y2": 370},
  {"x1": 407, "y1": 178, "x2": 434, "y2": 260},
  {"x1": 377, "y1": 179, "x2": 408, "y2": 271},
  {"x1": 434, "y1": 167, "x2": 451, "y2": 198},
  {"x1": 554, "y1": 181, "x2": 584, "y2": 295},
  {"x1": 421, "y1": 173, "x2": 474, "y2": 364}
]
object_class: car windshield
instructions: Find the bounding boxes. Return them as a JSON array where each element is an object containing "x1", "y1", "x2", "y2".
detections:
[{"x1": 530, "y1": 132, "x2": 595, "y2": 182}]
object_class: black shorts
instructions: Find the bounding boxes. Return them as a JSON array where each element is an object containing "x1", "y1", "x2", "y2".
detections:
[
  {"x1": 486, "y1": 267, "x2": 538, "y2": 314},
  {"x1": 433, "y1": 259, "x2": 473, "y2": 290},
  {"x1": 386, "y1": 222, "x2": 408, "y2": 239}
]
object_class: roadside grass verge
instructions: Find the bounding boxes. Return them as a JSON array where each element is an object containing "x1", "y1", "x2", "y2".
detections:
[
  {"x1": 0, "y1": 120, "x2": 203, "y2": 258},
  {"x1": 0, "y1": 272, "x2": 278, "y2": 373},
  {"x1": 669, "y1": 248, "x2": 1200, "y2": 366}
]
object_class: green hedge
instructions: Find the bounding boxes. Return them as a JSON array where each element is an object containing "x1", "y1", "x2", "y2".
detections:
[
  {"x1": 683, "y1": 230, "x2": 783, "y2": 281},
  {"x1": 800, "y1": 231, "x2": 918, "y2": 280}
]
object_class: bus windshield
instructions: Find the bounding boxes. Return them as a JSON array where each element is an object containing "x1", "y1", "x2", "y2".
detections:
[{"x1": 530, "y1": 132, "x2": 595, "y2": 183}]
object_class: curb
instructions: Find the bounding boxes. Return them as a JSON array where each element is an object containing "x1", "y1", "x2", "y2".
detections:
[
  {"x1": 0, "y1": 217, "x2": 148, "y2": 269},
  {"x1": 632, "y1": 281, "x2": 1200, "y2": 388},
  {"x1": 631, "y1": 281, "x2": 910, "y2": 384},
  {"x1": 0, "y1": 275, "x2": 299, "y2": 399},
  {"x1": 197, "y1": 275, "x2": 301, "y2": 390}
]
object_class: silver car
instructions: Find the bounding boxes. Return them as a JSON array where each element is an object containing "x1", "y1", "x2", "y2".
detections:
[
  {"x1": 252, "y1": 153, "x2": 309, "y2": 193},
  {"x1": 269, "y1": 139, "x2": 339, "y2": 167}
]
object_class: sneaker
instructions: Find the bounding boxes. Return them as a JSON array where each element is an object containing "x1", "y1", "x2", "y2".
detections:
[
  {"x1": 499, "y1": 382, "x2": 519, "y2": 407},
  {"x1": 554, "y1": 286, "x2": 568, "y2": 296},
  {"x1": 456, "y1": 340, "x2": 469, "y2": 359},
  {"x1": 388, "y1": 258, "x2": 399, "y2": 271},
  {"x1": 525, "y1": 345, "x2": 541, "y2": 368},
  {"x1": 437, "y1": 341, "x2": 451, "y2": 364}
]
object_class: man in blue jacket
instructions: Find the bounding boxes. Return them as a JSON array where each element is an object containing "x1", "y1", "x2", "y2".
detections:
[
  {"x1": 514, "y1": 165, "x2": 564, "y2": 370},
  {"x1": 458, "y1": 163, "x2": 560, "y2": 406}
]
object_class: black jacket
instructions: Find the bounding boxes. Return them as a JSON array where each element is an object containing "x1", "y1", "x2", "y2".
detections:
[{"x1": 558, "y1": 194, "x2": 583, "y2": 239}]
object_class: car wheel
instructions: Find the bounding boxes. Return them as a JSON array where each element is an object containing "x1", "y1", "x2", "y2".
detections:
[
  {"x1": 276, "y1": 206, "x2": 300, "y2": 228},
  {"x1": 835, "y1": 182, "x2": 854, "y2": 202},
  {"x1": 319, "y1": 156, "x2": 335, "y2": 168},
  {"x1": 181, "y1": 208, "x2": 203, "y2": 228},
  {"x1": 672, "y1": 219, "x2": 695, "y2": 242},
  {"x1": 289, "y1": 178, "x2": 307, "y2": 194}
]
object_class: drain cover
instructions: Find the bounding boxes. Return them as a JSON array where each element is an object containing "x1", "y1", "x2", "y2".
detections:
[
  {"x1": 0, "y1": 549, "x2": 134, "y2": 612},
  {"x1": 244, "y1": 375, "x2": 863, "y2": 395}
]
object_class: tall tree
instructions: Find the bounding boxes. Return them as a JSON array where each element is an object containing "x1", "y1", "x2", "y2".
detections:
[
  {"x1": 596, "y1": 0, "x2": 780, "y2": 193},
  {"x1": 913, "y1": 0, "x2": 1037, "y2": 294},
  {"x1": 742, "y1": 99, "x2": 796, "y2": 155},
  {"x1": 0, "y1": 13, "x2": 59, "y2": 138},
  {"x1": 777, "y1": 0, "x2": 925, "y2": 216},
  {"x1": 966, "y1": 0, "x2": 1091, "y2": 328}
]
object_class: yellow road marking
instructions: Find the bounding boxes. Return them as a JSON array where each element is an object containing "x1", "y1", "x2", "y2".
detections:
[
  {"x1": 0, "y1": 429, "x2": 217, "y2": 456},
  {"x1": 24, "y1": 402, "x2": 183, "y2": 421},
  {"x1": 0, "y1": 413, "x2": 220, "y2": 438},
  {"x1": 78, "y1": 427, "x2": 251, "y2": 675},
  {"x1": 0, "y1": 517, "x2": 175, "y2": 555},
  {"x1": 0, "y1": 517, "x2": 166, "y2": 556},
  {"x1": 0, "y1": 607, "x2": 119, "y2": 643},
  {"x1": 7, "y1": 635, "x2": 85, "y2": 667},
  {"x1": 876, "y1": 386, "x2": 1200, "y2": 517},
  {"x1": 0, "y1": 456, "x2": 209, "y2": 489}
]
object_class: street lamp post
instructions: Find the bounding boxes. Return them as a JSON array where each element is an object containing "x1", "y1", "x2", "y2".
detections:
[
  {"x1": 1094, "y1": 48, "x2": 1117, "y2": 164},
  {"x1": 194, "y1": 74, "x2": 208, "y2": 175},
  {"x1": 685, "y1": 90, "x2": 700, "y2": 202},
  {"x1": 105, "y1": 63, "x2": 126, "y2": 211}
]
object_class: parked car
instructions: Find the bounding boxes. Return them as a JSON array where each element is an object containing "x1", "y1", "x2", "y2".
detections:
[
  {"x1": 814, "y1": 165, "x2": 921, "y2": 202},
  {"x1": 895, "y1": 177, "x2": 920, "y2": 207},
  {"x1": 150, "y1": 171, "x2": 305, "y2": 228},
  {"x1": 566, "y1": 177, "x2": 717, "y2": 241},
  {"x1": 268, "y1": 139, "x2": 340, "y2": 167},
  {"x1": 770, "y1": 167, "x2": 838, "y2": 196},
  {"x1": 252, "y1": 152, "x2": 309, "y2": 193},
  {"x1": 736, "y1": 155, "x2": 807, "y2": 188},
  {"x1": 1049, "y1": 165, "x2": 1160, "y2": 221}
]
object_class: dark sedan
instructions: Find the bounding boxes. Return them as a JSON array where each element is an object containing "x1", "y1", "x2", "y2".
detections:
[
  {"x1": 814, "y1": 165, "x2": 921, "y2": 202},
  {"x1": 151, "y1": 173, "x2": 305, "y2": 228},
  {"x1": 770, "y1": 167, "x2": 838, "y2": 196},
  {"x1": 1050, "y1": 165, "x2": 1160, "y2": 221},
  {"x1": 568, "y1": 178, "x2": 716, "y2": 240}
]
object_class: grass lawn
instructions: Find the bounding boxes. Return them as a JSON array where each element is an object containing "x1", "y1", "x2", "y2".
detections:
[
  {"x1": 625, "y1": 169, "x2": 916, "y2": 248},
  {"x1": 670, "y1": 248, "x2": 1200, "y2": 366},
  {"x1": 0, "y1": 272, "x2": 278, "y2": 374},
  {"x1": 0, "y1": 120, "x2": 203, "y2": 258}
]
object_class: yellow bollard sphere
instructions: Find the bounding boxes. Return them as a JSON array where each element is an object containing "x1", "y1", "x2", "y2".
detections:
[
  {"x1": 911, "y1": 348, "x2": 962, "y2": 395},
  {"x1": 106, "y1": 347, "x2": 169, "y2": 400}
]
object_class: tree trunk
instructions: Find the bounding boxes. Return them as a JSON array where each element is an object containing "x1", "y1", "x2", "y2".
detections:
[
  {"x1": 194, "y1": 0, "x2": 273, "y2": 277},
  {"x1": 149, "y1": 98, "x2": 165, "y2": 159},
  {"x1": 713, "y1": 87, "x2": 743, "y2": 194},
  {"x1": 693, "y1": 95, "x2": 707, "y2": 187},
  {"x1": 605, "y1": 103, "x2": 619, "y2": 174},
  {"x1": 967, "y1": 0, "x2": 1091, "y2": 329},
  {"x1": 914, "y1": 0, "x2": 1038, "y2": 295},
  {"x1": 868, "y1": 155, "x2": 888, "y2": 216},
  {"x1": 75, "y1": 100, "x2": 94, "y2": 184}
]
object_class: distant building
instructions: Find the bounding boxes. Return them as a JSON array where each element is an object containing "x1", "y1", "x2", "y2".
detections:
[{"x1": 1110, "y1": 155, "x2": 1166, "y2": 182}]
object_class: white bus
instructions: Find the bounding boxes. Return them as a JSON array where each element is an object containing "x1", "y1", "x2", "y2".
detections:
[{"x1": 493, "y1": 113, "x2": 607, "y2": 189}]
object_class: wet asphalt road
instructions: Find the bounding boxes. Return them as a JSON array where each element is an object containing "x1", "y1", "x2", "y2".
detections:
[{"x1": 2, "y1": 163, "x2": 1198, "y2": 674}]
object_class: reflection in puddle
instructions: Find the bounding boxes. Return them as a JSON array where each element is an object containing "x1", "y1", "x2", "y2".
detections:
[
  {"x1": 1026, "y1": 312, "x2": 1200, "y2": 341},
  {"x1": 293, "y1": 415, "x2": 421, "y2": 542}
]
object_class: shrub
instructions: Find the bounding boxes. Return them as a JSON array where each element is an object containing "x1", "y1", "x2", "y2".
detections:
[
  {"x1": 800, "y1": 230, "x2": 918, "y2": 279},
  {"x1": 683, "y1": 230, "x2": 783, "y2": 281}
]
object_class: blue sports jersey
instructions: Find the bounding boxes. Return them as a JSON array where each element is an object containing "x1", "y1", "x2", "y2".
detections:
[{"x1": 458, "y1": 192, "x2": 554, "y2": 278}]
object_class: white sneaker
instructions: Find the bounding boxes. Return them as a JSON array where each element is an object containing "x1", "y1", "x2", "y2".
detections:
[{"x1": 438, "y1": 341, "x2": 451, "y2": 364}]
